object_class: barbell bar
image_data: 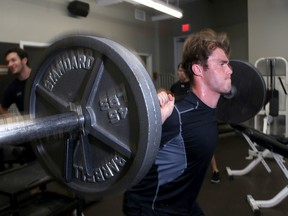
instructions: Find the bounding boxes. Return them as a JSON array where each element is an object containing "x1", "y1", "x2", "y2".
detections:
[{"x1": 0, "y1": 112, "x2": 80, "y2": 146}]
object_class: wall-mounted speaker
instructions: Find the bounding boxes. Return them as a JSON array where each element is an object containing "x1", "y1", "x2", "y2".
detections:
[{"x1": 67, "y1": 1, "x2": 90, "y2": 17}]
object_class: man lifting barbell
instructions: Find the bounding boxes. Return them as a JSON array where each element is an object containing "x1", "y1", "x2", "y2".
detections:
[
  {"x1": 0, "y1": 28, "x2": 268, "y2": 215},
  {"x1": 123, "y1": 28, "x2": 232, "y2": 216}
]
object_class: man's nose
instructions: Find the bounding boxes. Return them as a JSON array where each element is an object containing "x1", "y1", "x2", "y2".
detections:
[
  {"x1": 227, "y1": 64, "x2": 233, "y2": 75},
  {"x1": 7, "y1": 61, "x2": 13, "y2": 67}
]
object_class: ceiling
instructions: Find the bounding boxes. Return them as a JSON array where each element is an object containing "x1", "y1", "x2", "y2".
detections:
[
  {"x1": 94, "y1": 0, "x2": 202, "y2": 20},
  {"x1": 95, "y1": 0, "x2": 201, "y2": 7},
  {"x1": 169, "y1": 0, "x2": 200, "y2": 5}
]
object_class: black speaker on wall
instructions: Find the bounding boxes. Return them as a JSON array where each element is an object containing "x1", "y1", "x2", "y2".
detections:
[{"x1": 67, "y1": 1, "x2": 90, "y2": 17}]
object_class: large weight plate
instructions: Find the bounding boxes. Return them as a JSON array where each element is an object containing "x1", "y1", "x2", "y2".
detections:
[
  {"x1": 217, "y1": 60, "x2": 266, "y2": 124},
  {"x1": 27, "y1": 35, "x2": 162, "y2": 200}
]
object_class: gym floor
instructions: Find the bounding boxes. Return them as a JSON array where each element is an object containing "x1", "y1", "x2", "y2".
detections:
[
  {"x1": 1, "y1": 128, "x2": 288, "y2": 216},
  {"x1": 82, "y1": 131, "x2": 288, "y2": 216}
]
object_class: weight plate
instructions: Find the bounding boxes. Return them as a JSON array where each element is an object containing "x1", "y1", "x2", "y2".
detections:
[
  {"x1": 26, "y1": 35, "x2": 162, "y2": 200},
  {"x1": 217, "y1": 60, "x2": 266, "y2": 124}
]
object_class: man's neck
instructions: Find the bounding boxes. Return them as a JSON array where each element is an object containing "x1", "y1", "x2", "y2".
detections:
[
  {"x1": 180, "y1": 78, "x2": 189, "y2": 83},
  {"x1": 18, "y1": 66, "x2": 31, "y2": 81},
  {"x1": 191, "y1": 86, "x2": 220, "y2": 108}
]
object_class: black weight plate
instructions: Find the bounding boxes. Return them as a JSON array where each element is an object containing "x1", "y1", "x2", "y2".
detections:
[
  {"x1": 217, "y1": 60, "x2": 266, "y2": 124},
  {"x1": 27, "y1": 35, "x2": 162, "y2": 200}
]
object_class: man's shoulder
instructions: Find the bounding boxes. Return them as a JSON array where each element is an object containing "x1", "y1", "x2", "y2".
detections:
[
  {"x1": 170, "y1": 81, "x2": 181, "y2": 89},
  {"x1": 11, "y1": 78, "x2": 26, "y2": 87},
  {"x1": 4, "y1": 78, "x2": 17, "y2": 90},
  {"x1": 4, "y1": 78, "x2": 25, "y2": 94},
  {"x1": 8, "y1": 78, "x2": 22, "y2": 84},
  {"x1": 175, "y1": 92, "x2": 198, "y2": 110}
]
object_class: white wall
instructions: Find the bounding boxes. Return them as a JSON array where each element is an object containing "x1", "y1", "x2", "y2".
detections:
[
  {"x1": 248, "y1": 0, "x2": 288, "y2": 133},
  {"x1": 0, "y1": 0, "x2": 248, "y2": 78},
  {"x1": 248, "y1": 0, "x2": 288, "y2": 64},
  {"x1": 0, "y1": 0, "x2": 158, "y2": 69}
]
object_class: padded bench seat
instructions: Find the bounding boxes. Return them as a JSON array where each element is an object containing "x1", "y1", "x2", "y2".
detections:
[
  {"x1": 0, "y1": 161, "x2": 52, "y2": 209},
  {"x1": 0, "y1": 161, "x2": 83, "y2": 216},
  {"x1": 0, "y1": 191, "x2": 80, "y2": 216},
  {"x1": 230, "y1": 124, "x2": 288, "y2": 158}
]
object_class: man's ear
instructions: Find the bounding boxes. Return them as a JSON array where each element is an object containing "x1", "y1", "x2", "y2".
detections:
[
  {"x1": 192, "y1": 64, "x2": 203, "y2": 77},
  {"x1": 22, "y1": 57, "x2": 28, "y2": 65}
]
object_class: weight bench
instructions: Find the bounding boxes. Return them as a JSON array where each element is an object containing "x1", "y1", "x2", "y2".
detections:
[{"x1": 226, "y1": 124, "x2": 288, "y2": 216}]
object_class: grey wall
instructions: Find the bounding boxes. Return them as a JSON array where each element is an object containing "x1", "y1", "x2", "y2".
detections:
[{"x1": 157, "y1": 0, "x2": 248, "y2": 76}]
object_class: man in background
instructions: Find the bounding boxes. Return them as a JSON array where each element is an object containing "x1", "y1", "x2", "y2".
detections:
[
  {"x1": 0, "y1": 47, "x2": 35, "y2": 169},
  {"x1": 0, "y1": 47, "x2": 31, "y2": 115},
  {"x1": 170, "y1": 62, "x2": 190, "y2": 97}
]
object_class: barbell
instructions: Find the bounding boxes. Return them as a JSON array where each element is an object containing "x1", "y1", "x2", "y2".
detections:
[{"x1": 0, "y1": 35, "x2": 266, "y2": 200}]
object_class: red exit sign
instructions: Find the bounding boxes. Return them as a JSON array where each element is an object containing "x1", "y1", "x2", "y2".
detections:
[{"x1": 182, "y1": 24, "x2": 190, "y2": 32}]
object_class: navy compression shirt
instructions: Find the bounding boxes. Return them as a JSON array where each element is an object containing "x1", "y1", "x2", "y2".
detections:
[{"x1": 126, "y1": 91, "x2": 218, "y2": 215}]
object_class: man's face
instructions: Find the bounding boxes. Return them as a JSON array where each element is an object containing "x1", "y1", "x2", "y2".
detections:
[
  {"x1": 203, "y1": 48, "x2": 232, "y2": 94},
  {"x1": 178, "y1": 67, "x2": 188, "y2": 82},
  {"x1": 6, "y1": 52, "x2": 25, "y2": 76}
]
